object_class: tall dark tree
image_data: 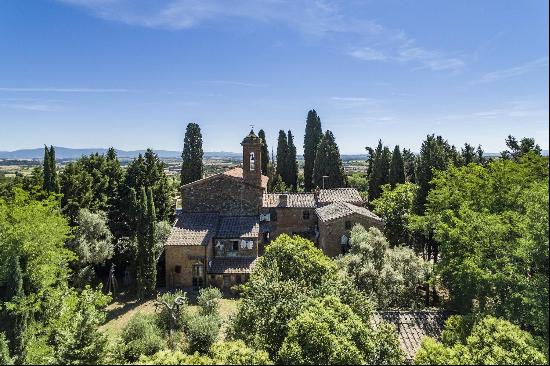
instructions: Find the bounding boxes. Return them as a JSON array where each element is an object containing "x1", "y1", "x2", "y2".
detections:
[
  {"x1": 312, "y1": 130, "x2": 346, "y2": 189},
  {"x1": 145, "y1": 187, "x2": 157, "y2": 295},
  {"x1": 286, "y1": 130, "x2": 298, "y2": 190},
  {"x1": 461, "y1": 143, "x2": 476, "y2": 165},
  {"x1": 501, "y1": 135, "x2": 542, "y2": 160},
  {"x1": 276, "y1": 130, "x2": 289, "y2": 185},
  {"x1": 367, "y1": 140, "x2": 391, "y2": 202},
  {"x1": 49, "y1": 146, "x2": 59, "y2": 193},
  {"x1": 181, "y1": 123, "x2": 204, "y2": 186},
  {"x1": 414, "y1": 134, "x2": 450, "y2": 215},
  {"x1": 42, "y1": 146, "x2": 59, "y2": 193},
  {"x1": 3, "y1": 255, "x2": 27, "y2": 356},
  {"x1": 42, "y1": 145, "x2": 51, "y2": 193},
  {"x1": 389, "y1": 145, "x2": 405, "y2": 187},
  {"x1": 136, "y1": 187, "x2": 149, "y2": 299},
  {"x1": 402, "y1": 148, "x2": 416, "y2": 183},
  {"x1": 258, "y1": 129, "x2": 270, "y2": 176},
  {"x1": 105, "y1": 148, "x2": 124, "y2": 237},
  {"x1": 303, "y1": 110, "x2": 323, "y2": 192}
]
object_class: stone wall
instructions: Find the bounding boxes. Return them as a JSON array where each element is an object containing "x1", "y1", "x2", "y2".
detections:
[
  {"x1": 182, "y1": 175, "x2": 263, "y2": 215},
  {"x1": 318, "y1": 214, "x2": 384, "y2": 257},
  {"x1": 165, "y1": 245, "x2": 208, "y2": 288},
  {"x1": 262, "y1": 207, "x2": 318, "y2": 243}
]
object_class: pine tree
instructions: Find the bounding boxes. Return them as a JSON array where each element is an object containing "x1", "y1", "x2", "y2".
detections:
[
  {"x1": 258, "y1": 129, "x2": 270, "y2": 176},
  {"x1": 389, "y1": 145, "x2": 405, "y2": 187},
  {"x1": 312, "y1": 130, "x2": 346, "y2": 189},
  {"x1": 42, "y1": 145, "x2": 51, "y2": 193},
  {"x1": 303, "y1": 109, "x2": 323, "y2": 191},
  {"x1": 181, "y1": 123, "x2": 204, "y2": 186},
  {"x1": 276, "y1": 130, "x2": 289, "y2": 185},
  {"x1": 286, "y1": 130, "x2": 298, "y2": 190}
]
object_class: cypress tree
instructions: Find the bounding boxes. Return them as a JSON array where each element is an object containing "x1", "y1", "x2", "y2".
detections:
[
  {"x1": 136, "y1": 187, "x2": 148, "y2": 299},
  {"x1": 414, "y1": 134, "x2": 449, "y2": 214},
  {"x1": 303, "y1": 109, "x2": 322, "y2": 191},
  {"x1": 389, "y1": 145, "x2": 405, "y2": 187},
  {"x1": 402, "y1": 148, "x2": 416, "y2": 183},
  {"x1": 42, "y1": 145, "x2": 51, "y2": 193},
  {"x1": 258, "y1": 129, "x2": 270, "y2": 176},
  {"x1": 286, "y1": 130, "x2": 298, "y2": 190},
  {"x1": 145, "y1": 187, "x2": 157, "y2": 296},
  {"x1": 312, "y1": 130, "x2": 346, "y2": 189},
  {"x1": 367, "y1": 140, "x2": 391, "y2": 201},
  {"x1": 49, "y1": 146, "x2": 59, "y2": 193},
  {"x1": 181, "y1": 123, "x2": 204, "y2": 186},
  {"x1": 5, "y1": 255, "x2": 27, "y2": 356},
  {"x1": 276, "y1": 130, "x2": 289, "y2": 185}
]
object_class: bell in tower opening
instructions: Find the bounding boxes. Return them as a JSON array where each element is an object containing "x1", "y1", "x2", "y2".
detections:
[{"x1": 241, "y1": 129, "x2": 263, "y2": 187}]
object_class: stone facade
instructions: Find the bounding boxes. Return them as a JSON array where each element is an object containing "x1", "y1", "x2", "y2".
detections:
[
  {"x1": 317, "y1": 211, "x2": 384, "y2": 257},
  {"x1": 181, "y1": 173, "x2": 265, "y2": 216},
  {"x1": 165, "y1": 130, "x2": 384, "y2": 291},
  {"x1": 165, "y1": 245, "x2": 208, "y2": 288}
]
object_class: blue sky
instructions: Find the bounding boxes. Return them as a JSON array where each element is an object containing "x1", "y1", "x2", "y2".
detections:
[{"x1": 0, "y1": 0, "x2": 548, "y2": 154}]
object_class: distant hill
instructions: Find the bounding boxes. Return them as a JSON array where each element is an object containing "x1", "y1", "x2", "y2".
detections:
[
  {"x1": 0, "y1": 147, "x2": 547, "y2": 161},
  {"x1": 0, "y1": 147, "x2": 241, "y2": 160}
]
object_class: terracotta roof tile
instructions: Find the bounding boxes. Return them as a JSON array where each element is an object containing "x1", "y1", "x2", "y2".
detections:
[
  {"x1": 317, "y1": 188, "x2": 363, "y2": 205},
  {"x1": 315, "y1": 202, "x2": 382, "y2": 223},
  {"x1": 262, "y1": 193, "x2": 316, "y2": 208},
  {"x1": 208, "y1": 257, "x2": 258, "y2": 274},
  {"x1": 373, "y1": 310, "x2": 449, "y2": 361},
  {"x1": 217, "y1": 216, "x2": 260, "y2": 238},
  {"x1": 165, "y1": 213, "x2": 219, "y2": 246}
]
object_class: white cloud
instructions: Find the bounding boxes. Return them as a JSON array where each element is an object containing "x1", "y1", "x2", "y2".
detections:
[
  {"x1": 57, "y1": 0, "x2": 464, "y2": 72},
  {"x1": 0, "y1": 87, "x2": 134, "y2": 92},
  {"x1": 471, "y1": 57, "x2": 549, "y2": 84},
  {"x1": 0, "y1": 103, "x2": 66, "y2": 112},
  {"x1": 200, "y1": 80, "x2": 268, "y2": 87}
]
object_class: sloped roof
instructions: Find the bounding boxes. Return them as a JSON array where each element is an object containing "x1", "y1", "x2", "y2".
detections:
[
  {"x1": 262, "y1": 193, "x2": 316, "y2": 208},
  {"x1": 317, "y1": 188, "x2": 363, "y2": 205},
  {"x1": 315, "y1": 202, "x2": 382, "y2": 223},
  {"x1": 217, "y1": 216, "x2": 260, "y2": 238},
  {"x1": 208, "y1": 256, "x2": 258, "y2": 274},
  {"x1": 181, "y1": 167, "x2": 268, "y2": 190},
  {"x1": 372, "y1": 310, "x2": 449, "y2": 361},
  {"x1": 165, "y1": 213, "x2": 220, "y2": 246}
]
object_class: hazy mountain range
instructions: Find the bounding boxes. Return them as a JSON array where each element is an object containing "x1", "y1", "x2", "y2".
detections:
[{"x1": 0, "y1": 147, "x2": 547, "y2": 161}]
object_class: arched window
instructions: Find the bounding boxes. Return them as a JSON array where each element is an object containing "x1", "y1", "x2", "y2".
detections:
[{"x1": 250, "y1": 152, "x2": 255, "y2": 171}]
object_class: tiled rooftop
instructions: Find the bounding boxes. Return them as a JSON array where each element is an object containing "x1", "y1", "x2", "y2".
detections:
[
  {"x1": 262, "y1": 193, "x2": 316, "y2": 208},
  {"x1": 315, "y1": 201, "x2": 382, "y2": 223},
  {"x1": 373, "y1": 310, "x2": 449, "y2": 361},
  {"x1": 182, "y1": 167, "x2": 268, "y2": 189},
  {"x1": 217, "y1": 216, "x2": 260, "y2": 238},
  {"x1": 317, "y1": 188, "x2": 363, "y2": 205},
  {"x1": 165, "y1": 212, "x2": 220, "y2": 246},
  {"x1": 208, "y1": 256, "x2": 258, "y2": 274}
]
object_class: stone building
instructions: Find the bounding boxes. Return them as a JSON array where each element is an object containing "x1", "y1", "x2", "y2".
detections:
[{"x1": 165, "y1": 130, "x2": 384, "y2": 291}]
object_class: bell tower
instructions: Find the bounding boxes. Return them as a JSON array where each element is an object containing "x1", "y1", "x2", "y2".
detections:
[{"x1": 241, "y1": 129, "x2": 263, "y2": 187}]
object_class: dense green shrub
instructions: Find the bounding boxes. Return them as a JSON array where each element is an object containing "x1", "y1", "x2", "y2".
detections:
[
  {"x1": 186, "y1": 315, "x2": 220, "y2": 354},
  {"x1": 197, "y1": 287, "x2": 222, "y2": 316},
  {"x1": 119, "y1": 313, "x2": 165, "y2": 362}
]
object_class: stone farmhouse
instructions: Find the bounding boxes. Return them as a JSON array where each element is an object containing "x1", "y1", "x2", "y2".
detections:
[{"x1": 164, "y1": 130, "x2": 384, "y2": 290}]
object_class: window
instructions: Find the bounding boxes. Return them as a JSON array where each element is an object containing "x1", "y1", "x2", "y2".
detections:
[
  {"x1": 174, "y1": 265, "x2": 182, "y2": 274},
  {"x1": 302, "y1": 210, "x2": 310, "y2": 220},
  {"x1": 250, "y1": 152, "x2": 255, "y2": 171},
  {"x1": 232, "y1": 241, "x2": 239, "y2": 251},
  {"x1": 236, "y1": 274, "x2": 242, "y2": 284},
  {"x1": 192, "y1": 264, "x2": 204, "y2": 287},
  {"x1": 345, "y1": 220, "x2": 352, "y2": 230}
]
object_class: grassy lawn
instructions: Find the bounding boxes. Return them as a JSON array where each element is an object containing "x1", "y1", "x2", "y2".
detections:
[{"x1": 100, "y1": 291, "x2": 239, "y2": 342}]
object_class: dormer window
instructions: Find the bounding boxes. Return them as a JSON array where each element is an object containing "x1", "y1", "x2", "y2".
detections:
[{"x1": 250, "y1": 152, "x2": 255, "y2": 171}]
